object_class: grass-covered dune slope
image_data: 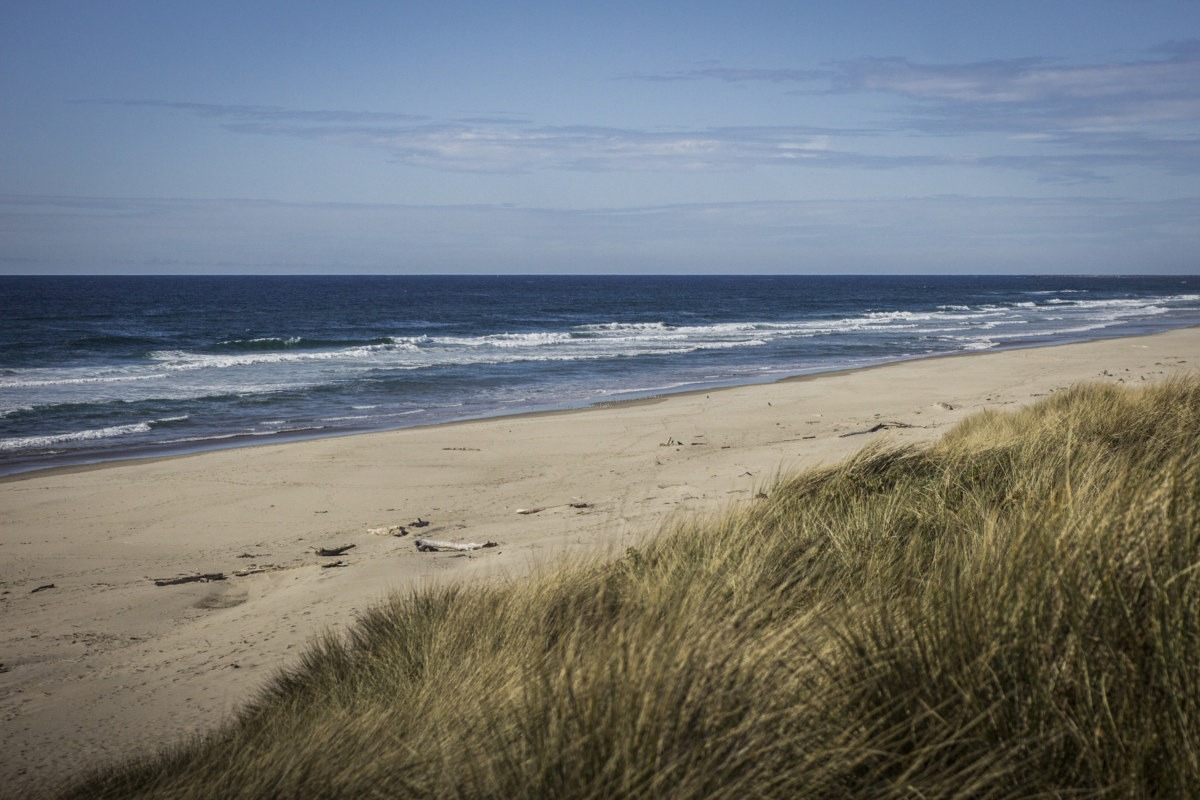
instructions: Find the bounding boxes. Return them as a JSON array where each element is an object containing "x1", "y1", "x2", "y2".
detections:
[{"x1": 59, "y1": 378, "x2": 1200, "y2": 799}]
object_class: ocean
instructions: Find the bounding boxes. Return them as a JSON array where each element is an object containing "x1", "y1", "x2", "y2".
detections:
[{"x1": 2, "y1": 274, "x2": 1198, "y2": 476}]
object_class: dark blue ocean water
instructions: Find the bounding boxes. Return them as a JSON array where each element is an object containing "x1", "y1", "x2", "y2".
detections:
[{"x1": 2, "y1": 275, "x2": 1198, "y2": 475}]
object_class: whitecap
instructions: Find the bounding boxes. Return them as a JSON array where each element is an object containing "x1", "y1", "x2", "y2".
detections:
[{"x1": 0, "y1": 422, "x2": 153, "y2": 452}]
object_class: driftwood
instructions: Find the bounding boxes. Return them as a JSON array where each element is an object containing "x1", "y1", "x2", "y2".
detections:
[
  {"x1": 311, "y1": 544, "x2": 356, "y2": 557},
  {"x1": 31, "y1": 583, "x2": 56, "y2": 593},
  {"x1": 517, "y1": 501, "x2": 592, "y2": 515},
  {"x1": 368, "y1": 525, "x2": 409, "y2": 537},
  {"x1": 838, "y1": 421, "x2": 917, "y2": 438},
  {"x1": 154, "y1": 573, "x2": 226, "y2": 587},
  {"x1": 321, "y1": 560, "x2": 347, "y2": 569},
  {"x1": 415, "y1": 538, "x2": 498, "y2": 553},
  {"x1": 409, "y1": 518, "x2": 430, "y2": 528}
]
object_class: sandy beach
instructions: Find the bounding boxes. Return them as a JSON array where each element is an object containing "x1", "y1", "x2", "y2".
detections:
[{"x1": 1, "y1": 328, "x2": 1197, "y2": 797}]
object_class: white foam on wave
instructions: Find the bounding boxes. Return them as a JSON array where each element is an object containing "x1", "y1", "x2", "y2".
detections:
[
  {"x1": 151, "y1": 339, "x2": 422, "y2": 371},
  {"x1": 117, "y1": 294, "x2": 1190, "y2": 380},
  {"x1": 137, "y1": 294, "x2": 1187, "y2": 377},
  {"x1": 318, "y1": 409, "x2": 425, "y2": 423},
  {"x1": 1026, "y1": 320, "x2": 1137, "y2": 337},
  {"x1": 154, "y1": 349, "x2": 338, "y2": 370},
  {"x1": 0, "y1": 413, "x2": 196, "y2": 452},
  {"x1": 1057, "y1": 297, "x2": 1155, "y2": 311},
  {"x1": 159, "y1": 323, "x2": 771, "y2": 371},
  {"x1": 1016, "y1": 294, "x2": 1192, "y2": 314},
  {"x1": 955, "y1": 339, "x2": 1000, "y2": 351},
  {"x1": 0, "y1": 371, "x2": 170, "y2": 389},
  {"x1": 161, "y1": 426, "x2": 329, "y2": 446},
  {"x1": 215, "y1": 336, "x2": 303, "y2": 347},
  {"x1": 576, "y1": 322, "x2": 671, "y2": 333},
  {"x1": 435, "y1": 331, "x2": 574, "y2": 348},
  {"x1": 413, "y1": 337, "x2": 770, "y2": 367},
  {"x1": 594, "y1": 379, "x2": 709, "y2": 398},
  {"x1": 0, "y1": 421, "x2": 152, "y2": 452}
]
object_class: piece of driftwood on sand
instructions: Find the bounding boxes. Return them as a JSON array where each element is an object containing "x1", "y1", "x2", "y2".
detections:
[
  {"x1": 515, "y1": 501, "x2": 591, "y2": 515},
  {"x1": 310, "y1": 544, "x2": 356, "y2": 557},
  {"x1": 368, "y1": 525, "x2": 409, "y2": 537},
  {"x1": 153, "y1": 573, "x2": 227, "y2": 587},
  {"x1": 414, "y1": 538, "x2": 499, "y2": 553}
]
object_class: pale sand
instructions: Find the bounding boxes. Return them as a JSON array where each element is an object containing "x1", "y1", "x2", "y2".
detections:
[{"x1": 1, "y1": 329, "x2": 1196, "y2": 796}]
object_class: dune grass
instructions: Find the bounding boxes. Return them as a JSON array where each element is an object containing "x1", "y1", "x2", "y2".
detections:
[{"x1": 57, "y1": 377, "x2": 1200, "y2": 799}]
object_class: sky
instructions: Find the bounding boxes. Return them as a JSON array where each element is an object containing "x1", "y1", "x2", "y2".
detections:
[{"x1": 2, "y1": 1, "x2": 1199, "y2": 275}]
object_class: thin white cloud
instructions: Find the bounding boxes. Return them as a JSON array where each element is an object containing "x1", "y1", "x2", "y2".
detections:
[
  {"x1": 100, "y1": 98, "x2": 1114, "y2": 180},
  {"x1": 208, "y1": 117, "x2": 841, "y2": 173},
  {"x1": 635, "y1": 41, "x2": 1200, "y2": 126},
  {"x1": 628, "y1": 42, "x2": 1200, "y2": 182},
  {"x1": 620, "y1": 67, "x2": 827, "y2": 84},
  {"x1": 81, "y1": 99, "x2": 428, "y2": 124},
  {"x1": 833, "y1": 56, "x2": 1192, "y2": 106},
  {"x1": 92, "y1": 41, "x2": 1200, "y2": 182}
]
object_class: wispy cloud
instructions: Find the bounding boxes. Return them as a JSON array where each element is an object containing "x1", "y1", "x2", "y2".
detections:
[
  {"x1": 100, "y1": 99, "x2": 845, "y2": 172},
  {"x1": 82, "y1": 99, "x2": 429, "y2": 124},
  {"x1": 839, "y1": 54, "x2": 1200, "y2": 144},
  {"x1": 93, "y1": 42, "x2": 1200, "y2": 182},
  {"x1": 628, "y1": 42, "x2": 1200, "y2": 182},
  {"x1": 621, "y1": 67, "x2": 827, "y2": 84},
  {"x1": 837, "y1": 48, "x2": 1200, "y2": 112},
  {"x1": 238, "y1": 122, "x2": 845, "y2": 172},
  {"x1": 633, "y1": 40, "x2": 1200, "y2": 125}
]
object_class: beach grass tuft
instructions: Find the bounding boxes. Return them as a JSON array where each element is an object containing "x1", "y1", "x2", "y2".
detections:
[{"x1": 56, "y1": 377, "x2": 1200, "y2": 798}]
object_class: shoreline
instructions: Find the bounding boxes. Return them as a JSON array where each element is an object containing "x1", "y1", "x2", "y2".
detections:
[
  {"x1": 5, "y1": 324, "x2": 1194, "y2": 484},
  {"x1": 2, "y1": 327, "x2": 1198, "y2": 796}
]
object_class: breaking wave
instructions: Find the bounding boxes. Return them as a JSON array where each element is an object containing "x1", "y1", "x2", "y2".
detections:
[{"x1": 0, "y1": 415, "x2": 189, "y2": 453}]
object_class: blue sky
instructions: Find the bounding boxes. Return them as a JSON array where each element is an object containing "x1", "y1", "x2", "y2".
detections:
[{"x1": 2, "y1": 1, "x2": 1199, "y2": 274}]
